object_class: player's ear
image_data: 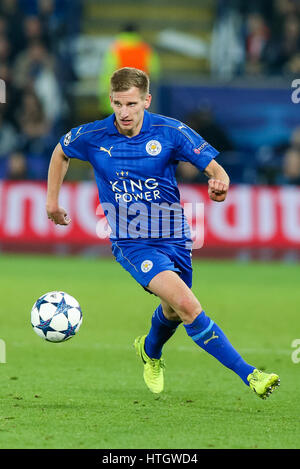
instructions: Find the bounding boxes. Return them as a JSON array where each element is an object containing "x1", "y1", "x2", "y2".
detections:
[{"x1": 144, "y1": 94, "x2": 152, "y2": 110}]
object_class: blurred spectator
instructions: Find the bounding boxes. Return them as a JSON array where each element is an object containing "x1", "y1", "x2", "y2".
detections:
[
  {"x1": 0, "y1": 63, "x2": 23, "y2": 128},
  {"x1": 0, "y1": 0, "x2": 298, "y2": 186},
  {"x1": 0, "y1": 109, "x2": 19, "y2": 157},
  {"x1": 272, "y1": 0, "x2": 300, "y2": 26},
  {"x1": 0, "y1": 0, "x2": 26, "y2": 60},
  {"x1": 259, "y1": 126, "x2": 300, "y2": 185},
  {"x1": 12, "y1": 40, "x2": 64, "y2": 124},
  {"x1": 6, "y1": 151, "x2": 28, "y2": 180},
  {"x1": 16, "y1": 90, "x2": 50, "y2": 142},
  {"x1": 176, "y1": 161, "x2": 204, "y2": 184},
  {"x1": 244, "y1": 12, "x2": 270, "y2": 75},
  {"x1": 282, "y1": 127, "x2": 300, "y2": 184},
  {"x1": 13, "y1": 90, "x2": 54, "y2": 180},
  {"x1": 13, "y1": 40, "x2": 53, "y2": 88},
  {"x1": 286, "y1": 52, "x2": 300, "y2": 74},
  {"x1": 98, "y1": 23, "x2": 160, "y2": 118},
  {"x1": 185, "y1": 107, "x2": 234, "y2": 153},
  {"x1": 37, "y1": 0, "x2": 65, "y2": 51},
  {"x1": 23, "y1": 15, "x2": 50, "y2": 49},
  {"x1": 283, "y1": 149, "x2": 300, "y2": 184},
  {"x1": 255, "y1": 144, "x2": 282, "y2": 185},
  {"x1": 15, "y1": 90, "x2": 51, "y2": 170},
  {"x1": 176, "y1": 107, "x2": 234, "y2": 183},
  {"x1": 0, "y1": 0, "x2": 78, "y2": 181},
  {"x1": 0, "y1": 34, "x2": 12, "y2": 64},
  {"x1": 263, "y1": 14, "x2": 300, "y2": 75},
  {"x1": 215, "y1": 0, "x2": 300, "y2": 77},
  {"x1": 0, "y1": 15, "x2": 8, "y2": 35},
  {"x1": 210, "y1": 5, "x2": 245, "y2": 79}
]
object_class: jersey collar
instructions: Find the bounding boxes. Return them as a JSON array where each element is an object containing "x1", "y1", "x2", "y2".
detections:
[{"x1": 107, "y1": 110, "x2": 151, "y2": 136}]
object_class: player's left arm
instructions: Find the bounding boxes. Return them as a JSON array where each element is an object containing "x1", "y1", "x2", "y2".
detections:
[{"x1": 204, "y1": 159, "x2": 230, "y2": 202}]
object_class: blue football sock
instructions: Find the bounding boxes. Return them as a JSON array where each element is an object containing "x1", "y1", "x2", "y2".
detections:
[
  {"x1": 184, "y1": 311, "x2": 255, "y2": 385},
  {"x1": 144, "y1": 304, "x2": 181, "y2": 359}
]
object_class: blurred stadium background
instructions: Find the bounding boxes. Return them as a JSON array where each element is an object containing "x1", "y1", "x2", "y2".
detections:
[
  {"x1": 0, "y1": 0, "x2": 300, "y2": 260},
  {"x1": 1, "y1": 0, "x2": 300, "y2": 451}
]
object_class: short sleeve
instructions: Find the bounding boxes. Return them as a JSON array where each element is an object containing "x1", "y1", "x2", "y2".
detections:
[
  {"x1": 173, "y1": 124, "x2": 219, "y2": 172},
  {"x1": 59, "y1": 125, "x2": 89, "y2": 161}
]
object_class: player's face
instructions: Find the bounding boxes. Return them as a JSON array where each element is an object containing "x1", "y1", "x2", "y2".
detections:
[{"x1": 110, "y1": 87, "x2": 151, "y2": 137}]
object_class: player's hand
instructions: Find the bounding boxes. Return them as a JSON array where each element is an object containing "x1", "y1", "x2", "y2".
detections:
[
  {"x1": 208, "y1": 179, "x2": 229, "y2": 202},
  {"x1": 46, "y1": 206, "x2": 71, "y2": 225}
]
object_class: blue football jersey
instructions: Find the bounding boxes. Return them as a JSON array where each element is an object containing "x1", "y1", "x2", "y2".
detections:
[{"x1": 59, "y1": 111, "x2": 219, "y2": 243}]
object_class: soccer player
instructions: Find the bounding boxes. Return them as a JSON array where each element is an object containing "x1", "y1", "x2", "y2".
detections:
[{"x1": 46, "y1": 67, "x2": 280, "y2": 399}]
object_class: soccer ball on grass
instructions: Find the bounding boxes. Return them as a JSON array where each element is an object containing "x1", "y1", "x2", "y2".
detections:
[{"x1": 31, "y1": 291, "x2": 82, "y2": 342}]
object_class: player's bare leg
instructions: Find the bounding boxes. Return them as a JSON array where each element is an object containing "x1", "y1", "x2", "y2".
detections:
[
  {"x1": 160, "y1": 299, "x2": 181, "y2": 321},
  {"x1": 133, "y1": 274, "x2": 186, "y2": 394},
  {"x1": 148, "y1": 271, "x2": 202, "y2": 324},
  {"x1": 146, "y1": 270, "x2": 280, "y2": 399}
]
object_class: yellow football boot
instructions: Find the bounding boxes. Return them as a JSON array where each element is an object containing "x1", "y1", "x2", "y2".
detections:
[
  {"x1": 134, "y1": 335, "x2": 165, "y2": 394},
  {"x1": 247, "y1": 369, "x2": 280, "y2": 399}
]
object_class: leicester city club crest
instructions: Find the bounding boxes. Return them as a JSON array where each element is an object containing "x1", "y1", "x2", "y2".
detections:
[
  {"x1": 141, "y1": 260, "x2": 153, "y2": 273},
  {"x1": 146, "y1": 140, "x2": 162, "y2": 156}
]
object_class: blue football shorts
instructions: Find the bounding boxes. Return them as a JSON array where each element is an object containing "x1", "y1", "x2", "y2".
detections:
[{"x1": 111, "y1": 239, "x2": 193, "y2": 294}]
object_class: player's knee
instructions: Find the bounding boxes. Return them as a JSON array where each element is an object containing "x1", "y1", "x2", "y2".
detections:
[
  {"x1": 173, "y1": 295, "x2": 202, "y2": 322},
  {"x1": 162, "y1": 303, "x2": 181, "y2": 321}
]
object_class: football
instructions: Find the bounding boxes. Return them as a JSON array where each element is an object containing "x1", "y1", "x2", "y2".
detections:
[{"x1": 31, "y1": 291, "x2": 83, "y2": 342}]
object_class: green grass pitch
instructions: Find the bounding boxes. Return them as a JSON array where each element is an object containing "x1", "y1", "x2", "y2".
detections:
[{"x1": 0, "y1": 253, "x2": 299, "y2": 449}]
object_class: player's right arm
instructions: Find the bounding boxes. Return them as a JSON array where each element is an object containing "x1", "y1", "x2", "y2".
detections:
[{"x1": 46, "y1": 143, "x2": 71, "y2": 226}]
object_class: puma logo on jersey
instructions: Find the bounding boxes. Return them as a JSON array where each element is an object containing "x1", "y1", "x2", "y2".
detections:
[
  {"x1": 100, "y1": 146, "x2": 113, "y2": 157},
  {"x1": 204, "y1": 330, "x2": 219, "y2": 345}
]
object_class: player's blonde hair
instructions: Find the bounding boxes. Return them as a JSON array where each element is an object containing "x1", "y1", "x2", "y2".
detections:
[{"x1": 110, "y1": 67, "x2": 150, "y2": 97}]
